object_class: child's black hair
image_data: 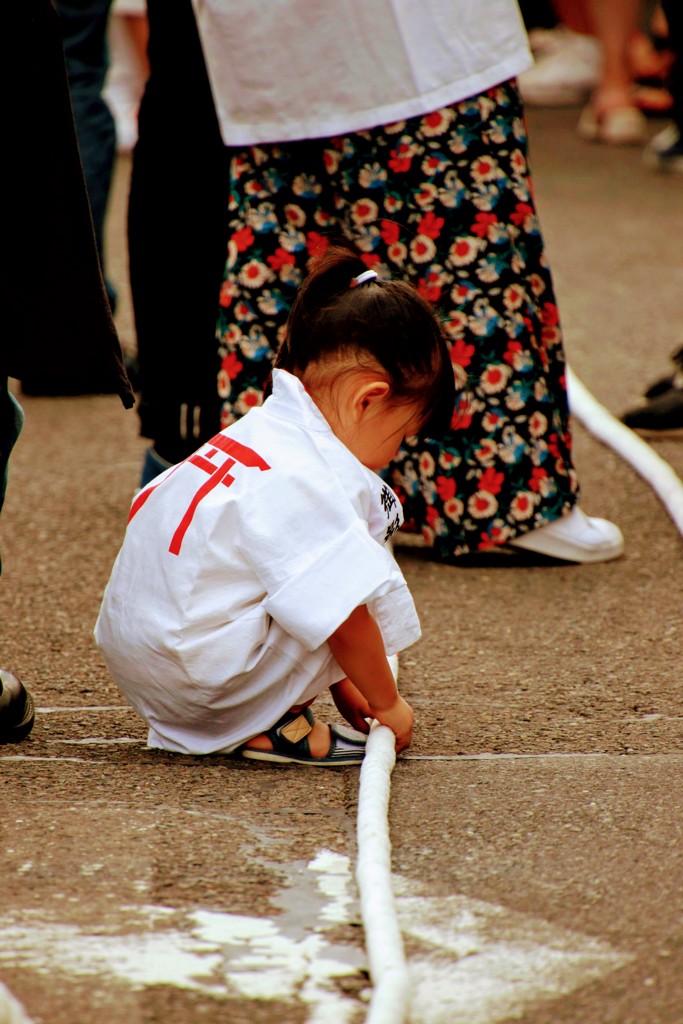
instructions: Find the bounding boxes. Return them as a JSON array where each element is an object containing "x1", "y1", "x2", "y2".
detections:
[{"x1": 274, "y1": 243, "x2": 457, "y2": 439}]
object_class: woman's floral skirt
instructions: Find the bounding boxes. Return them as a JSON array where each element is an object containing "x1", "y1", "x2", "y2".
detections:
[{"x1": 216, "y1": 80, "x2": 578, "y2": 558}]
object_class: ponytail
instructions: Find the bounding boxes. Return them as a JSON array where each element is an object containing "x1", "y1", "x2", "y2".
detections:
[{"x1": 275, "y1": 241, "x2": 457, "y2": 439}]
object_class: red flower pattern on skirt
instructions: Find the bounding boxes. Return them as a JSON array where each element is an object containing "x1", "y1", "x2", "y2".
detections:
[{"x1": 215, "y1": 81, "x2": 578, "y2": 558}]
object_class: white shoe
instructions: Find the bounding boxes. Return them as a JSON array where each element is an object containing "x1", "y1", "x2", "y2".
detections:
[
  {"x1": 527, "y1": 25, "x2": 579, "y2": 61},
  {"x1": 519, "y1": 29, "x2": 603, "y2": 107},
  {"x1": 508, "y1": 507, "x2": 624, "y2": 563},
  {"x1": 577, "y1": 103, "x2": 647, "y2": 146}
]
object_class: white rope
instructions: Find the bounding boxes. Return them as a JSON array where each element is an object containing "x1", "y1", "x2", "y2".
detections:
[
  {"x1": 566, "y1": 367, "x2": 683, "y2": 535},
  {"x1": 356, "y1": 720, "x2": 410, "y2": 1024},
  {"x1": 0, "y1": 983, "x2": 35, "y2": 1024},
  {"x1": 352, "y1": 369, "x2": 683, "y2": 1024}
]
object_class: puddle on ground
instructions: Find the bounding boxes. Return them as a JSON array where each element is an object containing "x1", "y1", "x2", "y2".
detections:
[{"x1": 0, "y1": 850, "x2": 633, "y2": 1024}]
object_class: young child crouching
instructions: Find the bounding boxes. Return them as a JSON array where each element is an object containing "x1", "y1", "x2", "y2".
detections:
[{"x1": 95, "y1": 245, "x2": 456, "y2": 765}]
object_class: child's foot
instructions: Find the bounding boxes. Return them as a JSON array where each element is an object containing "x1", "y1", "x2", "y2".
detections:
[
  {"x1": 240, "y1": 707, "x2": 366, "y2": 766},
  {"x1": 244, "y1": 713, "x2": 332, "y2": 757}
]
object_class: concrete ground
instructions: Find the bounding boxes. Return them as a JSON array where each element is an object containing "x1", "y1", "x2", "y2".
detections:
[{"x1": 1, "y1": 104, "x2": 682, "y2": 1024}]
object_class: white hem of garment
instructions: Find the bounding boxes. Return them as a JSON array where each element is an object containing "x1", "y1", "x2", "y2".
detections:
[{"x1": 211, "y1": 56, "x2": 532, "y2": 147}]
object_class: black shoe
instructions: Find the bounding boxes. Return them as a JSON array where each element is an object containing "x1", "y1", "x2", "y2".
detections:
[
  {"x1": 0, "y1": 669, "x2": 35, "y2": 743},
  {"x1": 643, "y1": 125, "x2": 683, "y2": 174},
  {"x1": 643, "y1": 346, "x2": 683, "y2": 400},
  {"x1": 621, "y1": 385, "x2": 683, "y2": 436}
]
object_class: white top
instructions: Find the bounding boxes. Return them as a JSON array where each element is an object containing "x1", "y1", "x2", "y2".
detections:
[
  {"x1": 192, "y1": 0, "x2": 532, "y2": 145},
  {"x1": 95, "y1": 370, "x2": 420, "y2": 754}
]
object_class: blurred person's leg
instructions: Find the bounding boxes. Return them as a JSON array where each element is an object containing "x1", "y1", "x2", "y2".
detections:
[
  {"x1": 551, "y1": 0, "x2": 592, "y2": 35},
  {"x1": 104, "y1": 0, "x2": 149, "y2": 153},
  {"x1": 56, "y1": 0, "x2": 116, "y2": 299},
  {"x1": 576, "y1": 0, "x2": 649, "y2": 142},
  {"x1": 0, "y1": 378, "x2": 23, "y2": 526},
  {"x1": 519, "y1": 0, "x2": 603, "y2": 107},
  {"x1": 521, "y1": 0, "x2": 648, "y2": 142},
  {"x1": 128, "y1": 0, "x2": 230, "y2": 485},
  {"x1": 0, "y1": 379, "x2": 35, "y2": 743},
  {"x1": 584, "y1": 0, "x2": 642, "y2": 110}
]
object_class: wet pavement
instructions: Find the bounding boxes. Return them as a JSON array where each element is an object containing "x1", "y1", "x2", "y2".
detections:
[{"x1": 1, "y1": 105, "x2": 682, "y2": 1023}]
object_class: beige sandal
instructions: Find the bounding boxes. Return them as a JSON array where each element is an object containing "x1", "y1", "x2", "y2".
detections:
[{"x1": 577, "y1": 104, "x2": 647, "y2": 146}]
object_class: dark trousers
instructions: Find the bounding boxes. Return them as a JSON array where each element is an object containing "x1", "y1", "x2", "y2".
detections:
[
  {"x1": 5, "y1": 0, "x2": 132, "y2": 403},
  {"x1": 0, "y1": 380, "x2": 24, "y2": 573},
  {"x1": 128, "y1": 0, "x2": 230, "y2": 460},
  {"x1": 56, "y1": 0, "x2": 115, "y2": 271}
]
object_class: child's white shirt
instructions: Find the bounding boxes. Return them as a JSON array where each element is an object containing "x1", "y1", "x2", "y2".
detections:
[{"x1": 95, "y1": 370, "x2": 420, "y2": 754}]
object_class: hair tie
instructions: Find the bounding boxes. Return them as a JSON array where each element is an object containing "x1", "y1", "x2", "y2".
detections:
[{"x1": 350, "y1": 269, "x2": 378, "y2": 288}]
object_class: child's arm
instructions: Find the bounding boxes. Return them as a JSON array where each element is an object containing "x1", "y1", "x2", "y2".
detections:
[{"x1": 327, "y1": 605, "x2": 414, "y2": 753}]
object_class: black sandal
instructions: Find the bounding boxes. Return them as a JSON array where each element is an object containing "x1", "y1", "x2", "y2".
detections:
[{"x1": 240, "y1": 707, "x2": 366, "y2": 767}]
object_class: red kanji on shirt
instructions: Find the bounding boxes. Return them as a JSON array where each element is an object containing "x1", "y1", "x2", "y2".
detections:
[{"x1": 128, "y1": 434, "x2": 270, "y2": 556}]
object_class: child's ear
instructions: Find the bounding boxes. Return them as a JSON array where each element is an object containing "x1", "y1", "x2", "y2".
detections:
[{"x1": 352, "y1": 381, "x2": 391, "y2": 420}]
